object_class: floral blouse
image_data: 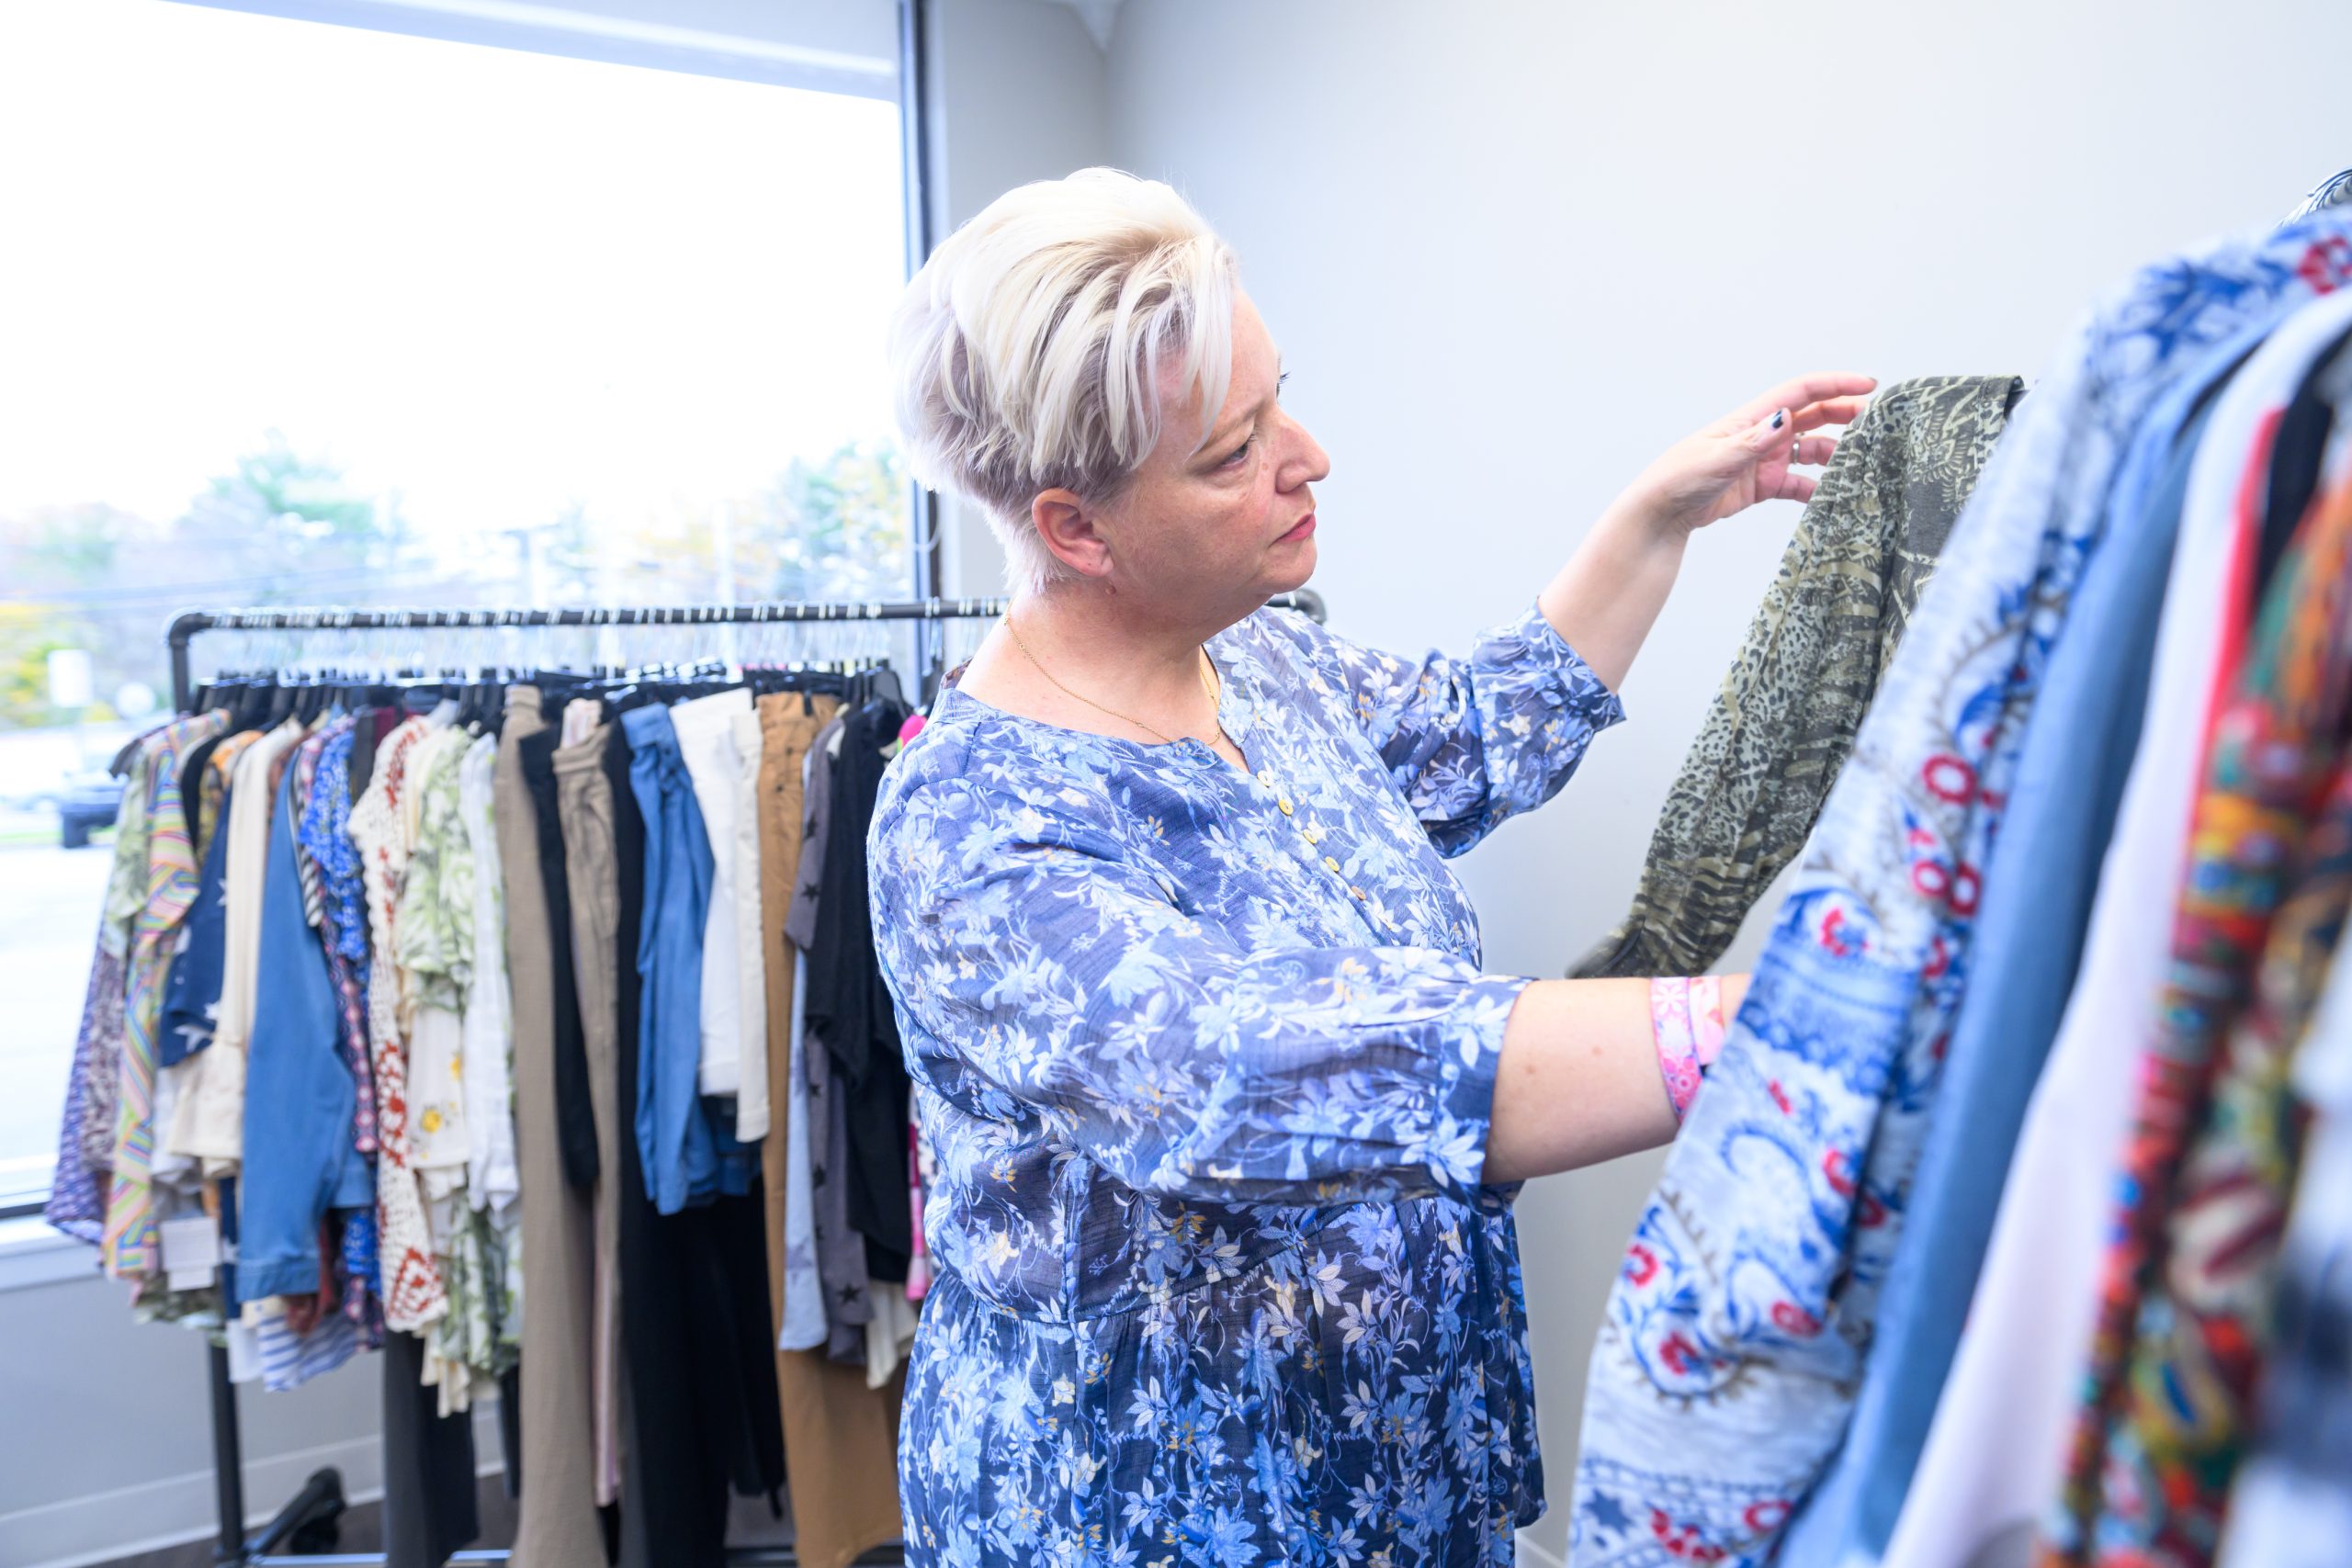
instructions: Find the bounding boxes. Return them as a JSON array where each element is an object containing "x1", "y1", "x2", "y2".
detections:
[{"x1": 868, "y1": 601, "x2": 1625, "y2": 1566}]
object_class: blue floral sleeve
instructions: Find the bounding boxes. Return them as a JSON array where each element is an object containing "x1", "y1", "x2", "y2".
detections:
[
  {"x1": 870, "y1": 773, "x2": 1531, "y2": 1206},
  {"x1": 1274, "y1": 602, "x2": 1626, "y2": 857}
]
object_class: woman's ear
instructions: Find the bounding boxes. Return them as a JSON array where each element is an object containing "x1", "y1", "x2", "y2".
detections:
[{"x1": 1032, "y1": 488, "x2": 1115, "y2": 579}]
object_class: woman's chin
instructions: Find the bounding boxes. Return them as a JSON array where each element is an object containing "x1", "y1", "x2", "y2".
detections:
[{"x1": 1265, "y1": 536, "x2": 1317, "y2": 593}]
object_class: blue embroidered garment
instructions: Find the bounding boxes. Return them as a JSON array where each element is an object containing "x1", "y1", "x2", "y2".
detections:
[
  {"x1": 1569, "y1": 212, "x2": 2352, "y2": 1568},
  {"x1": 868, "y1": 602, "x2": 1623, "y2": 1567}
]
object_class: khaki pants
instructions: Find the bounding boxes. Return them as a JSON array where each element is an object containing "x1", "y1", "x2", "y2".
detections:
[
  {"x1": 756, "y1": 693, "x2": 906, "y2": 1568},
  {"x1": 553, "y1": 715, "x2": 628, "y2": 1507},
  {"x1": 497, "y1": 688, "x2": 605, "y2": 1566}
]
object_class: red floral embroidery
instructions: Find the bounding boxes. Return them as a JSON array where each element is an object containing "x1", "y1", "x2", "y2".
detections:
[
  {"x1": 1922, "y1": 753, "x2": 1976, "y2": 802},
  {"x1": 2300, "y1": 234, "x2": 2352, "y2": 292},
  {"x1": 1770, "y1": 1302, "x2": 1822, "y2": 1337},
  {"x1": 1649, "y1": 1509, "x2": 1729, "y2": 1562},
  {"x1": 1819, "y1": 907, "x2": 1862, "y2": 957},
  {"x1": 1626, "y1": 1245, "x2": 1659, "y2": 1288}
]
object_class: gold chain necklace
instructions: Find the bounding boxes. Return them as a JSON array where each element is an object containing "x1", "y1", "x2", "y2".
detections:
[{"x1": 1002, "y1": 615, "x2": 1226, "y2": 748}]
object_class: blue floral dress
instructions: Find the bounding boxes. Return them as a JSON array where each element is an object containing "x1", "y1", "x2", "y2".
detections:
[{"x1": 868, "y1": 601, "x2": 1625, "y2": 1566}]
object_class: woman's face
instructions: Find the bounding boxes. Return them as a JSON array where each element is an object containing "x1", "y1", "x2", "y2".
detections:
[{"x1": 1040, "y1": 291, "x2": 1329, "y2": 627}]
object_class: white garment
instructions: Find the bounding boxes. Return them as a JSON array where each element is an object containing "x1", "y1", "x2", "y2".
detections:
[
  {"x1": 865, "y1": 1278, "x2": 919, "y2": 1391},
  {"x1": 402, "y1": 728, "x2": 473, "y2": 1203},
  {"x1": 458, "y1": 734, "x2": 519, "y2": 1211},
  {"x1": 729, "y1": 707, "x2": 770, "y2": 1142},
  {"x1": 171, "y1": 718, "x2": 304, "y2": 1174},
  {"x1": 670, "y1": 688, "x2": 753, "y2": 1098},
  {"x1": 560, "y1": 695, "x2": 600, "y2": 750},
  {"x1": 1886, "y1": 287, "x2": 2352, "y2": 1568}
]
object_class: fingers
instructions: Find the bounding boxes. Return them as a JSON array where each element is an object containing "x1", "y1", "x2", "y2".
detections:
[
  {"x1": 1778, "y1": 471, "x2": 1820, "y2": 504},
  {"x1": 1792, "y1": 396, "x2": 1870, "y2": 433},
  {"x1": 1792, "y1": 434, "x2": 1838, "y2": 466},
  {"x1": 1744, "y1": 406, "x2": 1796, "y2": 453},
  {"x1": 1735, "y1": 373, "x2": 1876, "y2": 426}
]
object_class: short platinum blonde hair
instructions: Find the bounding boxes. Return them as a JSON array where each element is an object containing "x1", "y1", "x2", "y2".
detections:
[{"x1": 888, "y1": 167, "x2": 1238, "y2": 594}]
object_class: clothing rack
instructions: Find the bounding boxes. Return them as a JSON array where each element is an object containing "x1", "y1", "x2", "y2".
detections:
[
  {"x1": 167, "y1": 591, "x2": 1329, "y2": 719},
  {"x1": 164, "y1": 586, "x2": 1329, "y2": 1566}
]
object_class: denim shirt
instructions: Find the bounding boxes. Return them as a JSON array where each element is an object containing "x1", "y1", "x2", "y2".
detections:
[{"x1": 867, "y1": 602, "x2": 1623, "y2": 1566}]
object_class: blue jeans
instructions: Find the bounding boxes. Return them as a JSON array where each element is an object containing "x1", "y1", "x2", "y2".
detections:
[{"x1": 622, "y1": 704, "x2": 752, "y2": 1214}]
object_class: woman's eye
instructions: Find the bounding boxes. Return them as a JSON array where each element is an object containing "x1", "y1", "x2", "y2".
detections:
[{"x1": 1221, "y1": 436, "x2": 1254, "y2": 468}]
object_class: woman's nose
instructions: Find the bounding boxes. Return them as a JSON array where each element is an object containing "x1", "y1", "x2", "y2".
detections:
[{"x1": 1277, "y1": 412, "x2": 1331, "y2": 489}]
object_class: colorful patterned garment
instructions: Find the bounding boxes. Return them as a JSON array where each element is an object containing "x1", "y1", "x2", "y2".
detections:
[
  {"x1": 46, "y1": 918, "x2": 128, "y2": 1243},
  {"x1": 77, "y1": 739, "x2": 164, "y2": 1178},
  {"x1": 2215, "y1": 900, "x2": 2352, "y2": 1568},
  {"x1": 870, "y1": 602, "x2": 1623, "y2": 1568},
  {"x1": 298, "y1": 725, "x2": 378, "y2": 1156},
  {"x1": 102, "y1": 710, "x2": 229, "y2": 1280},
  {"x1": 2038, "y1": 477, "x2": 2352, "y2": 1565},
  {"x1": 1569, "y1": 211, "x2": 2352, "y2": 1568},
  {"x1": 351, "y1": 716, "x2": 449, "y2": 1330}
]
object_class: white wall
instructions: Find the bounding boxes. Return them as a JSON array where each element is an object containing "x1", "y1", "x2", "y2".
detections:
[
  {"x1": 923, "y1": 0, "x2": 1115, "y2": 615},
  {"x1": 1101, "y1": 0, "x2": 2352, "y2": 1556}
]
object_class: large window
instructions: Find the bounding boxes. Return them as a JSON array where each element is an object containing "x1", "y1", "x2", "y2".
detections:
[{"x1": 0, "y1": 0, "x2": 911, "y2": 1207}]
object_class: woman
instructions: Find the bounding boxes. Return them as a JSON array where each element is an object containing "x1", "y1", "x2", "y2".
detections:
[{"x1": 869, "y1": 168, "x2": 1871, "y2": 1564}]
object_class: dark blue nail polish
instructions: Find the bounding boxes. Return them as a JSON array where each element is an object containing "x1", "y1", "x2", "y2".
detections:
[{"x1": 1770, "y1": 409, "x2": 1786, "y2": 430}]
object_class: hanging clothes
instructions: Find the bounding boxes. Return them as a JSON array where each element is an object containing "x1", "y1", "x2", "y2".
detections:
[
  {"x1": 1569, "y1": 209, "x2": 2352, "y2": 1568},
  {"x1": 2039, "y1": 468, "x2": 2352, "y2": 1564},
  {"x1": 1884, "y1": 279, "x2": 2352, "y2": 1568},
  {"x1": 1575, "y1": 374, "x2": 2022, "y2": 981},
  {"x1": 552, "y1": 708, "x2": 630, "y2": 1509},
  {"x1": 50, "y1": 644, "x2": 928, "y2": 1567},
  {"x1": 2217, "y1": 902, "x2": 2352, "y2": 1568},
  {"x1": 102, "y1": 709, "x2": 227, "y2": 1282},
  {"x1": 499, "y1": 685, "x2": 607, "y2": 1568},
  {"x1": 752, "y1": 690, "x2": 909, "y2": 1568},
  {"x1": 1773, "y1": 330, "x2": 2259, "y2": 1567}
]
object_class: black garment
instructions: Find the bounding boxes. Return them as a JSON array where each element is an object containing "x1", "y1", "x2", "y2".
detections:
[
  {"x1": 177, "y1": 729, "x2": 230, "y2": 847},
  {"x1": 804, "y1": 697, "x2": 913, "y2": 1280},
  {"x1": 2259, "y1": 322, "x2": 2352, "y2": 588},
  {"x1": 518, "y1": 726, "x2": 598, "y2": 1190},
  {"x1": 498, "y1": 1364, "x2": 524, "y2": 1501},
  {"x1": 381, "y1": 1329, "x2": 480, "y2": 1568},
  {"x1": 345, "y1": 708, "x2": 386, "y2": 812},
  {"x1": 605, "y1": 720, "x2": 786, "y2": 1568}
]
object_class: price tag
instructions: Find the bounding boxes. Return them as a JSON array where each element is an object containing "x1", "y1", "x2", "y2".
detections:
[{"x1": 159, "y1": 1213, "x2": 220, "y2": 1292}]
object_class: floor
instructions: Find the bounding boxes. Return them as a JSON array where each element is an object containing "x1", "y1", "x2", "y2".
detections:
[
  {"x1": 85, "y1": 1473, "x2": 906, "y2": 1567},
  {"x1": 91, "y1": 1472, "x2": 519, "y2": 1568}
]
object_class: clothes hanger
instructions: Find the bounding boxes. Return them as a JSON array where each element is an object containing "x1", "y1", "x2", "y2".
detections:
[{"x1": 2284, "y1": 166, "x2": 2352, "y2": 224}]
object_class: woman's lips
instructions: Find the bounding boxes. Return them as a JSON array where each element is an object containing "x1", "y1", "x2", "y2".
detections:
[{"x1": 1279, "y1": 513, "x2": 1317, "y2": 543}]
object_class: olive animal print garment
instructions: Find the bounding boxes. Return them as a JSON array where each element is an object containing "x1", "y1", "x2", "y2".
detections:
[{"x1": 1574, "y1": 375, "x2": 2025, "y2": 981}]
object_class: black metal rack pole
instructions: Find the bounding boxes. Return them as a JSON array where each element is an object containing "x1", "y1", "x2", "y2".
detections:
[
  {"x1": 164, "y1": 583, "x2": 1328, "y2": 1564},
  {"x1": 897, "y1": 0, "x2": 944, "y2": 698}
]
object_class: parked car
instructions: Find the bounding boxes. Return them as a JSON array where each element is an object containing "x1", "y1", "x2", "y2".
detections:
[{"x1": 55, "y1": 770, "x2": 125, "y2": 849}]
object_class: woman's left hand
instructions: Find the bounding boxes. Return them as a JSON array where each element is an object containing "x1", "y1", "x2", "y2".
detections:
[{"x1": 1620, "y1": 372, "x2": 1877, "y2": 537}]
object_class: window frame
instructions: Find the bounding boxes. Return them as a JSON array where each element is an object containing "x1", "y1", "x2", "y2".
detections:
[{"x1": 1, "y1": 0, "x2": 930, "y2": 1225}]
